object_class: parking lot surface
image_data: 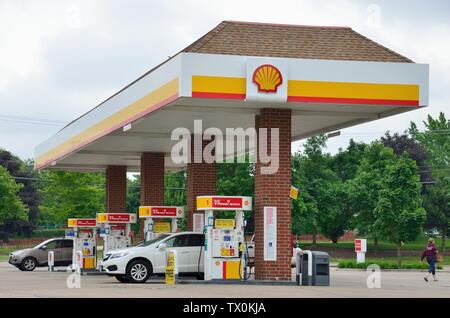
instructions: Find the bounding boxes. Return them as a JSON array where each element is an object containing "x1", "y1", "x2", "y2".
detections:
[{"x1": 0, "y1": 262, "x2": 449, "y2": 298}]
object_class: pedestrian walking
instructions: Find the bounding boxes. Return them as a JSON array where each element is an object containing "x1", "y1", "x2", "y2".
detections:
[{"x1": 421, "y1": 238, "x2": 439, "y2": 282}]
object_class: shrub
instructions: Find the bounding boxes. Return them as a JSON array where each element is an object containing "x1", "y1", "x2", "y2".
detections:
[
  {"x1": 12, "y1": 228, "x2": 66, "y2": 239},
  {"x1": 337, "y1": 260, "x2": 442, "y2": 270},
  {"x1": 30, "y1": 228, "x2": 66, "y2": 238},
  {"x1": 0, "y1": 220, "x2": 33, "y2": 241}
]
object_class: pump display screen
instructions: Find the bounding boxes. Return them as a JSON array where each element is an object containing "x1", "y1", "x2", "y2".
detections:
[{"x1": 212, "y1": 229, "x2": 239, "y2": 258}]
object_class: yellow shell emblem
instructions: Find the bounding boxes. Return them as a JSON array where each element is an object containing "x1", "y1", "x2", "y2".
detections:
[{"x1": 252, "y1": 64, "x2": 283, "y2": 93}]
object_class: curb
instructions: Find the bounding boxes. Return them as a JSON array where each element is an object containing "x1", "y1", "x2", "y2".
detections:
[{"x1": 179, "y1": 280, "x2": 297, "y2": 286}]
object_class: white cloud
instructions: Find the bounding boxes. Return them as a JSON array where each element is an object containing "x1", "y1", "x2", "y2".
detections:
[{"x1": 0, "y1": 0, "x2": 449, "y2": 159}]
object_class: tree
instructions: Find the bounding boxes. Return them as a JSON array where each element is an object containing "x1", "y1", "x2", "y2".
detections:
[
  {"x1": 165, "y1": 171, "x2": 187, "y2": 207},
  {"x1": 217, "y1": 158, "x2": 255, "y2": 231},
  {"x1": 0, "y1": 166, "x2": 28, "y2": 222},
  {"x1": 373, "y1": 154, "x2": 426, "y2": 267},
  {"x1": 409, "y1": 112, "x2": 450, "y2": 179},
  {"x1": 348, "y1": 142, "x2": 398, "y2": 253},
  {"x1": 0, "y1": 166, "x2": 28, "y2": 240},
  {"x1": 37, "y1": 171, "x2": 105, "y2": 226},
  {"x1": 316, "y1": 181, "x2": 351, "y2": 243},
  {"x1": 217, "y1": 161, "x2": 254, "y2": 197},
  {"x1": 410, "y1": 112, "x2": 450, "y2": 250},
  {"x1": 164, "y1": 170, "x2": 187, "y2": 230},
  {"x1": 292, "y1": 135, "x2": 351, "y2": 243},
  {"x1": 127, "y1": 175, "x2": 141, "y2": 233},
  {"x1": 381, "y1": 131, "x2": 431, "y2": 185},
  {"x1": 0, "y1": 149, "x2": 41, "y2": 223},
  {"x1": 331, "y1": 139, "x2": 367, "y2": 181},
  {"x1": 423, "y1": 180, "x2": 450, "y2": 252},
  {"x1": 291, "y1": 152, "x2": 318, "y2": 237},
  {"x1": 292, "y1": 136, "x2": 328, "y2": 243}
]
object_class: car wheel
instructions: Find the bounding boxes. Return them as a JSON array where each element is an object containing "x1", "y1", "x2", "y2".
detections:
[
  {"x1": 20, "y1": 257, "x2": 37, "y2": 271},
  {"x1": 126, "y1": 259, "x2": 152, "y2": 283},
  {"x1": 115, "y1": 275, "x2": 130, "y2": 283}
]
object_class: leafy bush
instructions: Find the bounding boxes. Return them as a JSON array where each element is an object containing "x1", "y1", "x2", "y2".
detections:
[
  {"x1": 0, "y1": 220, "x2": 33, "y2": 241},
  {"x1": 12, "y1": 228, "x2": 66, "y2": 239},
  {"x1": 338, "y1": 260, "x2": 442, "y2": 270},
  {"x1": 29, "y1": 228, "x2": 66, "y2": 238}
]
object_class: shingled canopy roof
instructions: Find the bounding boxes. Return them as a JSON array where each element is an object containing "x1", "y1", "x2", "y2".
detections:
[
  {"x1": 36, "y1": 20, "x2": 427, "y2": 172},
  {"x1": 182, "y1": 20, "x2": 412, "y2": 63},
  {"x1": 65, "y1": 20, "x2": 413, "y2": 127}
]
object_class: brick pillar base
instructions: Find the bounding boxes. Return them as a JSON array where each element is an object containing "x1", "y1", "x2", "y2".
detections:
[
  {"x1": 106, "y1": 165, "x2": 127, "y2": 213},
  {"x1": 254, "y1": 109, "x2": 292, "y2": 281},
  {"x1": 186, "y1": 136, "x2": 216, "y2": 230},
  {"x1": 138, "y1": 152, "x2": 165, "y2": 241}
]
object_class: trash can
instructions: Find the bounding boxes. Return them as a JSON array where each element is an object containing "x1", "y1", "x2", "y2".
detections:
[
  {"x1": 311, "y1": 251, "x2": 330, "y2": 286},
  {"x1": 301, "y1": 252, "x2": 312, "y2": 286},
  {"x1": 296, "y1": 250, "x2": 330, "y2": 286}
]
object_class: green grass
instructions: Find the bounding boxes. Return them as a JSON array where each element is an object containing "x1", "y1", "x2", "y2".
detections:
[
  {"x1": 337, "y1": 258, "x2": 444, "y2": 270},
  {"x1": 0, "y1": 246, "x2": 23, "y2": 262},
  {"x1": 334, "y1": 255, "x2": 449, "y2": 267},
  {"x1": 298, "y1": 236, "x2": 445, "y2": 251}
]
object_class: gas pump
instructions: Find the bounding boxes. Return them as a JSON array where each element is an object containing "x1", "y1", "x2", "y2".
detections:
[
  {"x1": 196, "y1": 196, "x2": 252, "y2": 281},
  {"x1": 96, "y1": 213, "x2": 137, "y2": 253},
  {"x1": 138, "y1": 206, "x2": 185, "y2": 241},
  {"x1": 67, "y1": 218, "x2": 98, "y2": 270}
]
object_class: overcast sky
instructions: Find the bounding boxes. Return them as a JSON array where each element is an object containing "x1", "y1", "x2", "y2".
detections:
[{"x1": 0, "y1": 0, "x2": 449, "y2": 161}]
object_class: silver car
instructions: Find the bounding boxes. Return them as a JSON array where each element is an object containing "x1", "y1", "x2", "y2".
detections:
[{"x1": 8, "y1": 238, "x2": 73, "y2": 271}]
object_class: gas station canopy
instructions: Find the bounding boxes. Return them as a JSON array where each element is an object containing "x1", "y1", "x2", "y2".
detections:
[{"x1": 35, "y1": 21, "x2": 428, "y2": 172}]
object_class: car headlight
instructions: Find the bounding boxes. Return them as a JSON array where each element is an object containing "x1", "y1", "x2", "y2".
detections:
[{"x1": 110, "y1": 252, "x2": 129, "y2": 259}]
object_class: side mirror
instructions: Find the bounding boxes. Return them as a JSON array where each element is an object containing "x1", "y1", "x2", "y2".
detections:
[
  {"x1": 41, "y1": 245, "x2": 47, "y2": 250},
  {"x1": 158, "y1": 243, "x2": 167, "y2": 251}
]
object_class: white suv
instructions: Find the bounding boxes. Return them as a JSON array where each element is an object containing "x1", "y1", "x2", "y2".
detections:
[{"x1": 101, "y1": 232, "x2": 204, "y2": 283}]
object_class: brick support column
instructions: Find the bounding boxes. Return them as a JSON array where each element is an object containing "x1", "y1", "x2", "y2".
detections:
[
  {"x1": 138, "y1": 152, "x2": 165, "y2": 241},
  {"x1": 254, "y1": 108, "x2": 292, "y2": 281},
  {"x1": 106, "y1": 165, "x2": 127, "y2": 213},
  {"x1": 186, "y1": 136, "x2": 216, "y2": 230}
]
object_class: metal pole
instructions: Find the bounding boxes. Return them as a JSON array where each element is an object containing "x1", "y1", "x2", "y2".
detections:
[{"x1": 47, "y1": 251, "x2": 54, "y2": 272}]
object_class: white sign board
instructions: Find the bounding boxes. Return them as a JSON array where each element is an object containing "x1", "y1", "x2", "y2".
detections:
[
  {"x1": 355, "y1": 239, "x2": 367, "y2": 253},
  {"x1": 193, "y1": 213, "x2": 204, "y2": 233},
  {"x1": 355, "y1": 238, "x2": 367, "y2": 264},
  {"x1": 264, "y1": 206, "x2": 277, "y2": 261}
]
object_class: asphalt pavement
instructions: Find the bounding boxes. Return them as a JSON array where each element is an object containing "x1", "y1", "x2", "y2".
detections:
[{"x1": 0, "y1": 262, "x2": 449, "y2": 298}]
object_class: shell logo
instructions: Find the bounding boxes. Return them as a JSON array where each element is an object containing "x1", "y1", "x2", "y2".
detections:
[{"x1": 252, "y1": 64, "x2": 283, "y2": 93}]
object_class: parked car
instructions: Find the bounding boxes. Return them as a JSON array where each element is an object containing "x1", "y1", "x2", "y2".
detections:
[
  {"x1": 8, "y1": 238, "x2": 73, "y2": 271},
  {"x1": 101, "y1": 232, "x2": 204, "y2": 283}
]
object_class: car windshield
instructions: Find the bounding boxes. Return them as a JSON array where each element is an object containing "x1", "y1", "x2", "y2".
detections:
[
  {"x1": 34, "y1": 239, "x2": 55, "y2": 249},
  {"x1": 140, "y1": 234, "x2": 171, "y2": 247}
]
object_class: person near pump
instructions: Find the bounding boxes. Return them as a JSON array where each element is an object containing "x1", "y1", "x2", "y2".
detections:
[{"x1": 421, "y1": 238, "x2": 440, "y2": 282}]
